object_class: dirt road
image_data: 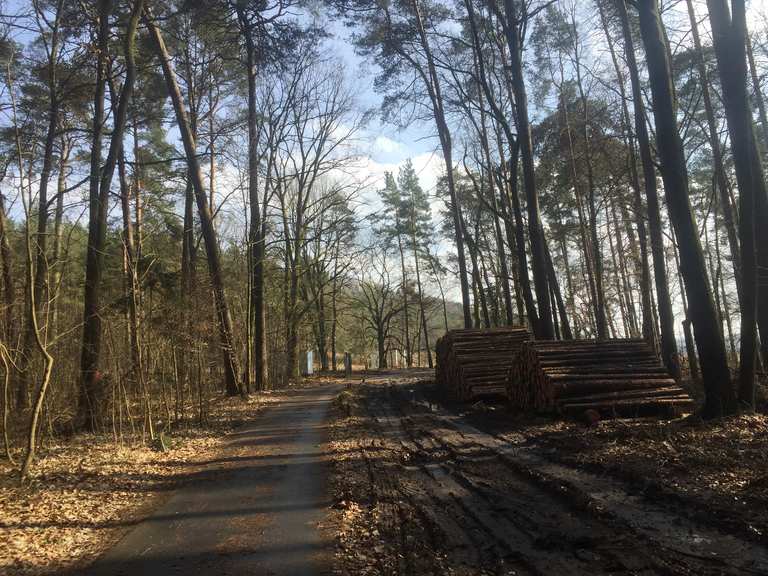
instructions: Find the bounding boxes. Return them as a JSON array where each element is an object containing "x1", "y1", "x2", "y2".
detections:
[
  {"x1": 329, "y1": 373, "x2": 768, "y2": 576},
  {"x1": 82, "y1": 384, "x2": 340, "y2": 576}
]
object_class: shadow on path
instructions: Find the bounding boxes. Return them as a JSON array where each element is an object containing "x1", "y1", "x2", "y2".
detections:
[{"x1": 75, "y1": 384, "x2": 341, "y2": 576}]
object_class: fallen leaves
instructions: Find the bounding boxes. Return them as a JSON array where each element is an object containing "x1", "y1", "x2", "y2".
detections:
[
  {"x1": 0, "y1": 391, "x2": 287, "y2": 576},
  {"x1": 510, "y1": 412, "x2": 768, "y2": 538}
]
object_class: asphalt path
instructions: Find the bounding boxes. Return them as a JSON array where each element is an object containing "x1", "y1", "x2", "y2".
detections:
[{"x1": 82, "y1": 384, "x2": 341, "y2": 576}]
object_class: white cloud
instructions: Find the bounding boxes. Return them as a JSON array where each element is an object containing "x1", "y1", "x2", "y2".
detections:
[{"x1": 372, "y1": 135, "x2": 404, "y2": 156}]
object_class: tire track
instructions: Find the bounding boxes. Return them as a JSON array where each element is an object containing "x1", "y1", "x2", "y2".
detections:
[{"x1": 382, "y1": 382, "x2": 768, "y2": 576}]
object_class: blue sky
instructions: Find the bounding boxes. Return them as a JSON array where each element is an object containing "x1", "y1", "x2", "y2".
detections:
[{"x1": 323, "y1": 17, "x2": 446, "y2": 196}]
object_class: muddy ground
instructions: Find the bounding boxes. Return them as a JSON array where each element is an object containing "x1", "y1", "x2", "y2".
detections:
[{"x1": 326, "y1": 370, "x2": 768, "y2": 576}]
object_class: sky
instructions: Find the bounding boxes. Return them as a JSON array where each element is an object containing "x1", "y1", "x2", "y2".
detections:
[
  {"x1": 4, "y1": 0, "x2": 767, "y2": 312},
  {"x1": 322, "y1": 0, "x2": 768, "y2": 219},
  {"x1": 321, "y1": 19, "x2": 447, "y2": 209}
]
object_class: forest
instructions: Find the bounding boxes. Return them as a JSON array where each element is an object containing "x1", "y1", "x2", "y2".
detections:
[{"x1": 0, "y1": 0, "x2": 767, "y2": 574}]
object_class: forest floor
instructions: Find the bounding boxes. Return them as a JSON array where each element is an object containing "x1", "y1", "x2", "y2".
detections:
[
  {"x1": 0, "y1": 388, "x2": 296, "y2": 575},
  {"x1": 3, "y1": 369, "x2": 767, "y2": 575},
  {"x1": 327, "y1": 370, "x2": 768, "y2": 575}
]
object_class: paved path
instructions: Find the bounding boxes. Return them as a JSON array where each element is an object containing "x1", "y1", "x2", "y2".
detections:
[{"x1": 84, "y1": 384, "x2": 341, "y2": 576}]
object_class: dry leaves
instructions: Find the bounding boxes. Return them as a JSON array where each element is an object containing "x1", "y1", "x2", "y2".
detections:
[
  {"x1": 512, "y1": 412, "x2": 768, "y2": 538},
  {"x1": 0, "y1": 391, "x2": 287, "y2": 576}
]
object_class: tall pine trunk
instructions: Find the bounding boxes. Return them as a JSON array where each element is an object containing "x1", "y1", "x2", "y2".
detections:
[
  {"x1": 78, "y1": 0, "x2": 113, "y2": 429},
  {"x1": 0, "y1": 187, "x2": 14, "y2": 352},
  {"x1": 502, "y1": 0, "x2": 554, "y2": 338},
  {"x1": 706, "y1": 0, "x2": 762, "y2": 408},
  {"x1": 597, "y1": 0, "x2": 651, "y2": 340},
  {"x1": 636, "y1": 0, "x2": 735, "y2": 417},
  {"x1": 686, "y1": 0, "x2": 742, "y2": 300},
  {"x1": 18, "y1": 1, "x2": 62, "y2": 409},
  {"x1": 411, "y1": 0, "x2": 472, "y2": 328},
  {"x1": 237, "y1": 6, "x2": 268, "y2": 391},
  {"x1": 146, "y1": 7, "x2": 242, "y2": 397},
  {"x1": 618, "y1": 0, "x2": 679, "y2": 377}
]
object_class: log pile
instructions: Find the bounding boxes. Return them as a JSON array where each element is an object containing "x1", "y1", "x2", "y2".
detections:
[
  {"x1": 506, "y1": 339, "x2": 694, "y2": 417},
  {"x1": 435, "y1": 327, "x2": 531, "y2": 401}
]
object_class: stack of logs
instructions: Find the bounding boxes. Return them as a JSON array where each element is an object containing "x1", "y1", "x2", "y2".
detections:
[
  {"x1": 507, "y1": 338, "x2": 694, "y2": 416},
  {"x1": 436, "y1": 327, "x2": 531, "y2": 401}
]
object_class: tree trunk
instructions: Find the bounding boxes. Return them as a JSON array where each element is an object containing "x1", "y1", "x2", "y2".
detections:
[
  {"x1": 429, "y1": 253, "x2": 450, "y2": 332},
  {"x1": 502, "y1": 0, "x2": 553, "y2": 338},
  {"x1": 77, "y1": 0, "x2": 142, "y2": 431},
  {"x1": 706, "y1": 0, "x2": 762, "y2": 408},
  {"x1": 146, "y1": 7, "x2": 241, "y2": 397},
  {"x1": 746, "y1": 31, "x2": 768, "y2": 149},
  {"x1": 571, "y1": 31, "x2": 608, "y2": 339},
  {"x1": 0, "y1": 188, "x2": 14, "y2": 351},
  {"x1": 545, "y1": 240, "x2": 572, "y2": 339},
  {"x1": 377, "y1": 328, "x2": 387, "y2": 369},
  {"x1": 686, "y1": 0, "x2": 742, "y2": 302},
  {"x1": 316, "y1": 292, "x2": 329, "y2": 372},
  {"x1": 463, "y1": 213, "x2": 491, "y2": 329},
  {"x1": 410, "y1": 0, "x2": 472, "y2": 327},
  {"x1": 636, "y1": 0, "x2": 735, "y2": 416},
  {"x1": 464, "y1": 0, "x2": 531, "y2": 327},
  {"x1": 478, "y1": 103, "x2": 514, "y2": 326},
  {"x1": 396, "y1": 233, "x2": 412, "y2": 367},
  {"x1": 117, "y1": 126, "x2": 148, "y2": 417},
  {"x1": 19, "y1": 167, "x2": 55, "y2": 480},
  {"x1": 559, "y1": 86, "x2": 601, "y2": 336},
  {"x1": 618, "y1": 0, "x2": 679, "y2": 377},
  {"x1": 672, "y1": 238, "x2": 700, "y2": 380},
  {"x1": 560, "y1": 236, "x2": 580, "y2": 337},
  {"x1": 745, "y1": 31, "x2": 768, "y2": 370},
  {"x1": 410, "y1": 228, "x2": 432, "y2": 367},
  {"x1": 610, "y1": 198, "x2": 639, "y2": 337},
  {"x1": 597, "y1": 0, "x2": 650, "y2": 340},
  {"x1": 236, "y1": 6, "x2": 268, "y2": 391},
  {"x1": 331, "y1": 247, "x2": 340, "y2": 372},
  {"x1": 18, "y1": 2, "x2": 62, "y2": 409},
  {"x1": 50, "y1": 137, "x2": 68, "y2": 335},
  {"x1": 504, "y1": 143, "x2": 539, "y2": 331},
  {"x1": 78, "y1": 0, "x2": 113, "y2": 429}
]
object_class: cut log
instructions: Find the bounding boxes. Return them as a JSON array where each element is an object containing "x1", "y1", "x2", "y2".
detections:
[
  {"x1": 435, "y1": 326, "x2": 531, "y2": 401},
  {"x1": 505, "y1": 338, "x2": 694, "y2": 418}
]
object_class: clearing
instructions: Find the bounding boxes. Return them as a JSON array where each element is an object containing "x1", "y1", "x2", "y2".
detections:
[{"x1": 327, "y1": 369, "x2": 768, "y2": 575}]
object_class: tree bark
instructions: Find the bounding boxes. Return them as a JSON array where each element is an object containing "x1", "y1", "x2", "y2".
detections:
[
  {"x1": 78, "y1": 0, "x2": 113, "y2": 429},
  {"x1": 50, "y1": 137, "x2": 68, "y2": 335},
  {"x1": 410, "y1": 0, "x2": 472, "y2": 327},
  {"x1": 236, "y1": 5, "x2": 268, "y2": 391},
  {"x1": 18, "y1": 0, "x2": 63, "y2": 409},
  {"x1": 500, "y1": 0, "x2": 554, "y2": 338},
  {"x1": 706, "y1": 0, "x2": 762, "y2": 407},
  {"x1": 409, "y1": 214, "x2": 433, "y2": 367},
  {"x1": 545, "y1": 240, "x2": 572, "y2": 339},
  {"x1": 0, "y1": 187, "x2": 15, "y2": 354},
  {"x1": 597, "y1": 0, "x2": 649, "y2": 339},
  {"x1": 146, "y1": 7, "x2": 242, "y2": 397},
  {"x1": 617, "y1": 0, "x2": 679, "y2": 376},
  {"x1": 685, "y1": 0, "x2": 742, "y2": 301},
  {"x1": 504, "y1": 144, "x2": 540, "y2": 331},
  {"x1": 395, "y1": 233, "x2": 412, "y2": 366},
  {"x1": 636, "y1": 0, "x2": 735, "y2": 416},
  {"x1": 559, "y1": 85, "x2": 601, "y2": 337},
  {"x1": 570, "y1": 22, "x2": 608, "y2": 339}
]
